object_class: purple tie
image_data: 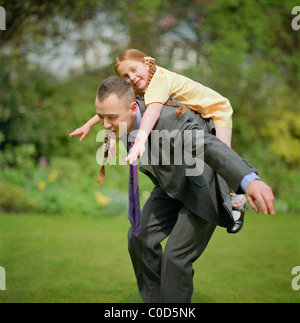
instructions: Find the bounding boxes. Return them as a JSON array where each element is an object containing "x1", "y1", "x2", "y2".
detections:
[{"x1": 128, "y1": 142, "x2": 141, "y2": 236}]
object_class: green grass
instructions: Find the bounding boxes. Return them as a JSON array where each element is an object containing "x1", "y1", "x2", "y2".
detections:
[{"x1": 0, "y1": 212, "x2": 299, "y2": 303}]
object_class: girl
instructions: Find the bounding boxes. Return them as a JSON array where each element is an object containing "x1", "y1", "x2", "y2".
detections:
[
  {"x1": 69, "y1": 49, "x2": 246, "y2": 230},
  {"x1": 116, "y1": 49, "x2": 233, "y2": 162}
]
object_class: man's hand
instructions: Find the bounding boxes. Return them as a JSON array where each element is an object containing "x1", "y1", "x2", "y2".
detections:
[{"x1": 246, "y1": 180, "x2": 275, "y2": 215}]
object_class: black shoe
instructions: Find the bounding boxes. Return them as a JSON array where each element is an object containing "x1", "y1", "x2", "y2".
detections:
[{"x1": 227, "y1": 204, "x2": 247, "y2": 234}]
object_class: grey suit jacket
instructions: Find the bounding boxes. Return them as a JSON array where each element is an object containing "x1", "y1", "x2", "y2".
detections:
[{"x1": 135, "y1": 99, "x2": 257, "y2": 228}]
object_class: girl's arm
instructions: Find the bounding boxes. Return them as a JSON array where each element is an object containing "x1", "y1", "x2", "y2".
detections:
[
  {"x1": 69, "y1": 114, "x2": 100, "y2": 141},
  {"x1": 215, "y1": 127, "x2": 232, "y2": 148},
  {"x1": 125, "y1": 102, "x2": 163, "y2": 164}
]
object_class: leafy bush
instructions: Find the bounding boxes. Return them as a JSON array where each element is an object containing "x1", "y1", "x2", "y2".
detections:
[
  {"x1": 1, "y1": 69, "x2": 299, "y2": 216},
  {"x1": 0, "y1": 182, "x2": 36, "y2": 213},
  {"x1": 0, "y1": 152, "x2": 131, "y2": 217}
]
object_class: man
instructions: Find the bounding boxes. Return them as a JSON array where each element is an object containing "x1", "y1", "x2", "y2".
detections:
[{"x1": 70, "y1": 76, "x2": 275, "y2": 303}]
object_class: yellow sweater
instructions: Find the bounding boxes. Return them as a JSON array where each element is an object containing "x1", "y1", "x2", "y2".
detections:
[{"x1": 144, "y1": 66, "x2": 233, "y2": 128}]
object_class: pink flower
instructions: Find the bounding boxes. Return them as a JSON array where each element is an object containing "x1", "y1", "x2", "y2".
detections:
[{"x1": 38, "y1": 156, "x2": 48, "y2": 167}]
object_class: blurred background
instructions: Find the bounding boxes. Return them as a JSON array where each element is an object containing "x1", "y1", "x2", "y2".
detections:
[
  {"x1": 0, "y1": 0, "x2": 299, "y2": 303},
  {"x1": 0, "y1": 0, "x2": 299, "y2": 216}
]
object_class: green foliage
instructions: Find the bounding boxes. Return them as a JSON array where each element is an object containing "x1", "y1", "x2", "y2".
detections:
[
  {"x1": 0, "y1": 182, "x2": 36, "y2": 212},
  {"x1": 0, "y1": 143, "x2": 36, "y2": 171},
  {"x1": 0, "y1": 0, "x2": 300, "y2": 215},
  {"x1": 264, "y1": 111, "x2": 300, "y2": 167},
  {"x1": 0, "y1": 154, "x2": 131, "y2": 217},
  {"x1": 111, "y1": 0, "x2": 163, "y2": 54}
]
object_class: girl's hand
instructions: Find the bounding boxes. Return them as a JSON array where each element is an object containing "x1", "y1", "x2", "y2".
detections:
[
  {"x1": 69, "y1": 124, "x2": 91, "y2": 141},
  {"x1": 125, "y1": 142, "x2": 146, "y2": 164}
]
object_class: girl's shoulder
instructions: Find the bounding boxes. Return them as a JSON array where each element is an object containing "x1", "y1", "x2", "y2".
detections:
[
  {"x1": 148, "y1": 66, "x2": 169, "y2": 87},
  {"x1": 154, "y1": 66, "x2": 167, "y2": 78},
  {"x1": 156, "y1": 66, "x2": 186, "y2": 84},
  {"x1": 156, "y1": 66, "x2": 173, "y2": 77},
  {"x1": 150, "y1": 66, "x2": 176, "y2": 86}
]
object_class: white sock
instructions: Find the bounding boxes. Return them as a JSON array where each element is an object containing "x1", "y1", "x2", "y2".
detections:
[{"x1": 232, "y1": 210, "x2": 242, "y2": 221}]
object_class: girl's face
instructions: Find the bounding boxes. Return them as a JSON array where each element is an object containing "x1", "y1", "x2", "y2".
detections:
[{"x1": 117, "y1": 59, "x2": 150, "y2": 92}]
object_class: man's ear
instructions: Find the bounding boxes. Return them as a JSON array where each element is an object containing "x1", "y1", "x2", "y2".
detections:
[{"x1": 130, "y1": 101, "x2": 137, "y2": 117}]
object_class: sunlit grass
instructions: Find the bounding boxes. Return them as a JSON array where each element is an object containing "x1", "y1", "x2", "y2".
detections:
[{"x1": 0, "y1": 212, "x2": 299, "y2": 303}]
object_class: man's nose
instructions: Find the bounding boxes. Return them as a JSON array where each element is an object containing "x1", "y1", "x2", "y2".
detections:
[{"x1": 103, "y1": 118, "x2": 112, "y2": 129}]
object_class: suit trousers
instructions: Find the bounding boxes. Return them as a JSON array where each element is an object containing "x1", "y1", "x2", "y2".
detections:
[{"x1": 128, "y1": 185, "x2": 216, "y2": 303}]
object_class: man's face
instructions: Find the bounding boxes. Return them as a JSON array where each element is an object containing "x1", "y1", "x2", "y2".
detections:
[
  {"x1": 117, "y1": 59, "x2": 150, "y2": 92},
  {"x1": 95, "y1": 94, "x2": 137, "y2": 139}
]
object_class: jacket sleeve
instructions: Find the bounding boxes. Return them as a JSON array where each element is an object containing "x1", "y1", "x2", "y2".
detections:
[
  {"x1": 201, "y1": 128, "x2": 257, "y2": 193},
  {"x1": 175, "y1": 111, "x2": 258, "y2": 193}
]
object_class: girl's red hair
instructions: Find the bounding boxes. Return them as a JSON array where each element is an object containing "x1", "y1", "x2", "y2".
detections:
[{"x1": 114, "y1": 49, "x2": 157, "y2": 98}]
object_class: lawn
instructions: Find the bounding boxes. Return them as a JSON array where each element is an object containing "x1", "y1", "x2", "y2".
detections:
[{"x1": 0, "y1": 211, "x2": 299, "y2": 303}]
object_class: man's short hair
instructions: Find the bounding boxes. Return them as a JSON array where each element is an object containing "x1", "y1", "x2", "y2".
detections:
[{"x1": 96, "y1": 76, "x2": 135, "y2": 103}]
